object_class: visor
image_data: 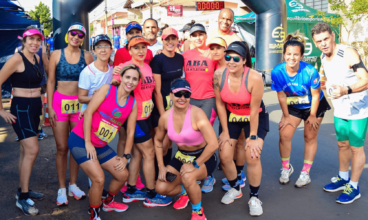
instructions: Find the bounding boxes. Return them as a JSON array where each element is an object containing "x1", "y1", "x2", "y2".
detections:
[
  {"x1": 208, "y1": 37, "x2": 227, "y2": 48},
  {"x1": 23, "y1": 29, "x2": 45, "y2": 41},
  {"x1": 126, "y1": 22, "x2": 142, "y2": 34},
  {"x1": 68, "y1": 24, "x2": 86, "y2": 35},
  {"x1": 162, "y1": 28, "x2": 179, "y2": 40},
  {"x1": 225, "y1": 42, "x2": 247, "y2": 58},
  {"x1": 128, "y1": 36, "x2": 150, "y2": 50},
  {"x1": 171, "y1": 79, "x2": 191, "y2": 93},
  {"x1": 190, "y1": 24, "x2": 206, "y2": 35}
]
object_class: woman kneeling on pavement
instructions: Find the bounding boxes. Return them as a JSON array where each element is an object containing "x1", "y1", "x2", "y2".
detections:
[
  {"x1": 213, "y1": 41, "x2": 269, "y2": 216},
  {"x1": 271, "y1": 31, "x2": 330, "y2": 186},
  {"x1": 68, "y1": 64, "x2": 140, "y2": 220},
  {"x1": 155, "y1": 78, "x2": 218, "y2": 220}
]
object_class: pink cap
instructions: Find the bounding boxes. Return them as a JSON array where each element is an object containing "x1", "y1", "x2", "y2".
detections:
[
  {"x1": 161, "y1": 28, "x2": 179, "y2": 40},
  {"x1": 23, "y1": 29, "x2": 45, "y2": 41}
]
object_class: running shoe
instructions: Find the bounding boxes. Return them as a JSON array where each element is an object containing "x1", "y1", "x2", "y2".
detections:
[
  {"x1": 68, "y1": 183, "x2": 86, "y2": 200},
  {"x1": 39, "y1": 129, "x2": 47, "y2": 138},
  {"x1": 143, "y1": 194, "x2": 173, "y2": 207},
  {"x1": 120, "y1": 182, "x2": 128, "y2": 193},
  {"x1": 196, "y1": 180, "x2": 201, "y2": 184},
  {"x1": 16, "y1": 198, "x2": 39, "y2": 216},
  {"x1": 173, "y1": 194, "x2": 189, "y2": 210},
  {"x1": 222, "y1": 178, "x2": 245, "y2": 191},
  {"x1": 279, "y1": 164, "x2": 294, "y2": 184},
  {"x1": 248, "y1": 196, "x2": 263, "y2": 216},
  {"x1": 15, "y1": 190, "x2": 44, "y2": 201},
  {"x1": 123, "y1": 189, "x2": 146, "y2": 203},
  {"x1": 323, "y1": 175, "x2": 349, "y2": 192},
  {"x1": 295, "y1": 171, "x2": 311, "y2": 187},
  {"x1": 15, "y1": 136, "x2": 19, "y2": 141},
  {"x1": 56, "y1": 188, "x2": 68, "y2": 206},
  {"x1": 222, "y1": 171, "x2": 247, "y2": 184},
  {"x1": 136, "y1": 174, "x2": 145, "y2": 190},
  {"x1": 336, "y1": 184, "x2": 361, "y2": 204},
  {"x1": 201, "y1": 176, "x2": 216, "y2": 193},
  {"x1": 191, "y1": 207, "x2": 207, "y2": 220},
  {"x1": 102, "y1": 200, "x2": 129, "y2": 212},
  {"x1": 38, "y1": 134, "x2": 44, "y2": 140},
  {"x1": 221, "y1": 188, "x2": 242, "y2": 204}
]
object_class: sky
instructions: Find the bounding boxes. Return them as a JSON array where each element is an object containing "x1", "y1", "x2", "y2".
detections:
[{"x1": 13, "y1": 0, "x2": 53, "y2": 14}]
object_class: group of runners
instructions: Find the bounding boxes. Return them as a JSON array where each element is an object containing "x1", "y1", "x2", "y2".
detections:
[{"x1": 0, "y1": 7, "x2": 367, "y2": 220}]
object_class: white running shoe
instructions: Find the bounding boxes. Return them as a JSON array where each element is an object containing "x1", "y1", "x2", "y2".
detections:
[
  {"x1": 68, "y1": 183, "x2": 86, "y2": 200},
  {"x1": 295, "y1": 171, "x2": 311, "y2": 187},
  {"x1": 248, "y1": 196, "x2": 263, "y2": 216},
  {"x1": 279, "y1": 164, "x2": 294, "y2": 184},
  {"x1": 221, "y1": 188, "x2": 242, "y2": 205},
  {"x1": 56, "y1": 188, "x2": 68, "y2": 206}
]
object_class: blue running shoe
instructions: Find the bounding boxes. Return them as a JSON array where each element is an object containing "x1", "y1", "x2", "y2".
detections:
[
  {"x1": 123, "y1": 190, "x2": 146, "y2": 203},
  {"x1": 222, "y1": 178, "x2": 246, "y2": 191},
  {"x1": 143, "y1": 194, "x2": 172, "y2": 207},
  {"x1": 222, "y1": 171, "x2": 246, "y2": 185},
  {"x1": 336, "y1": 184, "x2": 361, "y2": 204},
  {"x1": 16, "y1": 198, "x2": 39, "y2": 216},
  {"x1": 201, "y1": 175, "x2": 216, "y2": 193},
  {"x1": 39, "y1": 129, "x2": 47, "y2": 138},
  {"x1": 323, "y1": 175, "x2": 349, "y2": 192},
  {"x1": 16, "y1": 190, "x2": 44, "y2": 201}
]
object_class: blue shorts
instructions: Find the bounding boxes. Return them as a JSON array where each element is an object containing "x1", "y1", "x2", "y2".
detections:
[
  {"x1": 123, "y1": 116, "x2": 152, "y2": 144},
  {"x1": 68, "y1": 132, "x2": 117, "y2": 165}
]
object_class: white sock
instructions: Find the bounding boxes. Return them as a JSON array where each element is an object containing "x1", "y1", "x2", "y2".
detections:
[
  {"x1": 88, "y1": 178, "x2": 92, "y2": 187},
  {"x1": 339, "y1": 171, "x2": 349, "y2": 181},
  {"x1": 349, "y1": 181, "x2": 358, "y2": 190}
]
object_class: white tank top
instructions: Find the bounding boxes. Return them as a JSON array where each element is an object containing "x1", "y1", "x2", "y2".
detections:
[{"x1": 322, "y1": 44, "x2": 368, "y2": 120}]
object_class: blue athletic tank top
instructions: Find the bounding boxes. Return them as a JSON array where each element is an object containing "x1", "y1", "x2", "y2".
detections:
[{"x1": 55, "y1": 49, "x2": 87, "y2": 81}]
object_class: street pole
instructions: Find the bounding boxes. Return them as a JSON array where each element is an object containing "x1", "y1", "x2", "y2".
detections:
[
  {"x1": 150, "y1": 0, "x2": 153, "y2": 18},
  {"x1": 105, "y1": 0, "x2": 108, "y2": 34}
]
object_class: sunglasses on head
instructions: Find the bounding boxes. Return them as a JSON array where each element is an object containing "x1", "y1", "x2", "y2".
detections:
[
  {"x1": 70, "y1": 31, "x2": 85, "y2": 39},
  {"x1": 173, "y1": 91, "x2": 191, "y2": 99},
  {"x1": 224, "y1": 55, "x2": 242, "y2": 63}
]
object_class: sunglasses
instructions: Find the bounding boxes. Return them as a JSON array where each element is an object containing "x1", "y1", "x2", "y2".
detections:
[
  {"x1": 173, "y1": 91, "x2": 191, "y2": 99},
  {"x1": 33, "y1": 64, "x2": 43, "y2": 78},
  {"x1": 70, "y1": 31, "x2": 85, "y2": 39},
  {"x1": 225, "y1": 55, "x2": 242, "y2": 63}
]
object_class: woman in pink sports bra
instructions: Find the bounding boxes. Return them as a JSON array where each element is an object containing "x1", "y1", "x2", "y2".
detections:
[
  {"x1": 68, "y1": 64, "x2": 140, "y2": 219},
  {"x1": 155, "y1": 78, "x2": 218, "y2": 220}
]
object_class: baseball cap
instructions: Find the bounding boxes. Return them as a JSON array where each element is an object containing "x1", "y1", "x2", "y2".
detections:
[
  {"x1": 128, "y1": 36, "x2": 150, "y2": 50},
  {"x1": 68, "y1": 22, "x2": 86, "y2": 35},
  {"x1": 126, "y1": 22, "x2": 142, "y2": 34},
  {"x1": 93, "y1": 34, "x2": 112, "y2": 48},
  {"x1": 23, "y1": 29, "x2": 45, "y2": 41},
  {"x1": 162, "y1": 28, "x2": 179, "y2": 40},
  {"x1": 208, "y1": 37, "x2": 227, "y2": 48},
  {"x1": 170, "y1": 78, "x2": 191, "y2": 93},
  {"x1": 225, "y1": 41, "x2": 247, "y2": 58},
  {"x1": 190, "y1": 24, "x2": 206, "y2": 36}
]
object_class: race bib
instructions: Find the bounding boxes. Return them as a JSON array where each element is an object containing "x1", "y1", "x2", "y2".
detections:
[
  {"x1": 165, "y1": 95, "x2": 173, "y2": 110},
  {"x1": 61, "y1": 99, "x2": 81, "y2": 114},
  {"x1": 229, "y1": 113, "x2": 250, "y2": 123},
  {"x1": 95, "y1": 120, "x2": 118, "y2": 143},
  {"x1": 175, "y1": 151, "x2": 196, "y2": 164},
  {"x1": 141, "y1": 99, "x2": 154, "y2": 118},
  {"x1": 286, "y1": 95, "x2": 310, "y2": 105}
]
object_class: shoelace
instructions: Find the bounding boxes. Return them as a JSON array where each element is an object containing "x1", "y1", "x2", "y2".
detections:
[
  {"x1": 343, "y1": 184, "x2": 353, "y2": 195},
  {"x1": 225, "y1": 188, "x2": 238, "y2": 197},
  {"x1": 299, "y1": 172, "x2": 308, "y2": 181},
  {"x1": 280, "y1": 168, "x2": 290, "y2": 178},
  {"x1": 331, "y1": 176, "x2": 341, "y2": 183},
  {"x1": 203, "y1": 177, "x2": 212, "y2": 186},
  {"x1": 248, "y1": 197, "x2": 262, "y2": 206}
]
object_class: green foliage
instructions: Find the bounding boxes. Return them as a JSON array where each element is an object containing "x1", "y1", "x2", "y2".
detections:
[
  {"x1": 90, "y1": 24, "x2": 94, "y2": 32},
  {"x1": 29, "y1": 2, "x2": 52, "y2": 36}
]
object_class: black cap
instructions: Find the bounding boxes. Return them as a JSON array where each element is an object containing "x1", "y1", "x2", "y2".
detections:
[
  {"x1": 190, "y1": 23, "x2": 206, "y2": 35},
  {"x1": 225, "y1": 41, "x2": 247, "y2": 58},
  {"x1": 170, "y1": 78, "x2": 191, "y2": 93},
  {"x1": 93, "y1": 34, "x2": 112, "y2": 48}
]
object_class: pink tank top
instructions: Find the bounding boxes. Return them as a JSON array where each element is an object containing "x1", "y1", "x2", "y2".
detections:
[
  {"x1": 72, "y1": 85, "x2": 135, "y2": 147},
  {"x1": 167, "y1": 105, "x2": 205, "y2": 146}
]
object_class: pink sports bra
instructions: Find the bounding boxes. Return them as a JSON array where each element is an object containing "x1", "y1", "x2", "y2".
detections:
[{"x1": 167, "y1": 105, "x2": 205, "y2": 146}]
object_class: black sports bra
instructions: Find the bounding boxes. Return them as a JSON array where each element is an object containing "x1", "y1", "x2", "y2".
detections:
[{"x1": 10, "y1": 52, "x2": 43, "y2": 89}]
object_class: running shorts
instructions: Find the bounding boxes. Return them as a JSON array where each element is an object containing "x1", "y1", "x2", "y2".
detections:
[
  {"x1": 68, "y1": 132, "x2": 117, "y2": 165},
  {"x1": 124, "y1": 116, "x2": 152, "y2": 144},
  {"x1": 288, "y1": 96, "x2": 331, "y2": 121},
  {"x1": 334, "y1": 117, "x2": 368, "y2": 147},
  {"x1": 52, "y1": 90, "x2": 81, "y2": 122},
  {"x1": 151, "y1": 106, "x2": 160, "y2": 129},
  {"x1": 11, "y1": 97, "x2": 42, "y2": 141},
  {"x1": 189, "y1": 98, "x2": 217, "y2": 125},
  {"x1": 168, "y1": 147, "x2": 217, "y2": 176}
]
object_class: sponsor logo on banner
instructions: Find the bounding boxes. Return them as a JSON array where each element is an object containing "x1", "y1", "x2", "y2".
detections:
[
  {"x1": 269, "y1": 24, "x2": 285, "y2": 53},
  {"x1": 289, "y1": 0, "x2": 310, "y2": 13},
  {"x1": 167, "y1": 5, "x2": 183, "y2": 16}
]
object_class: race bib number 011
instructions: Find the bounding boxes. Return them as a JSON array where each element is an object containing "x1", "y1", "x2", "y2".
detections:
[
  {"x1": 95, "y1": 120, "x2": 118, "y2": 143},
  {"x1": 229, "y1": 113, "x2": 250, "y2": 123},
  {"x1": 165, "y1": 95, "x2": 173, "y2": 110},
  {"x1": 141, "y1": 99, "x2": 154, "y2": 118},
  {"x1": 286, "y1": 95, "x2": 310, "y2": 105},
  {"x1": 61, "y1": 99, "x2": 81, "y2": 114},
  {"x1": 175, "y1": 151, "x2": 196, "y2": 164}
]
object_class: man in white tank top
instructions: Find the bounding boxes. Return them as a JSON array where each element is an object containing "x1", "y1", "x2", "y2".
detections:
[{"x1": 312, "y1": 22, "x2": 368, "y2": 204}]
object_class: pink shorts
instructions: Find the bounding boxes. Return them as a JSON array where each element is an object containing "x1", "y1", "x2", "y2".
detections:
[{"x1": 52, "y1": 90, "x2": 81, "y2": 122}]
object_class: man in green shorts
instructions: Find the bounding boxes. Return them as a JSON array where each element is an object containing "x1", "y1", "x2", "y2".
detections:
[{"x1": 312, "y1": 22, "x2": 368, "y2": 204}]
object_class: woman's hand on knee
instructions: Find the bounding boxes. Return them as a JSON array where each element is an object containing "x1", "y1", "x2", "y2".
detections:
[
  {"x1": 158, "y1": 166, "x2": 171, "y2": 182},
  {"x1": 114, "y1": 156, "x2": 128, "y2": 172},
  {"x1": 180, "y1": 163, "x2": 197, "y2": 176},
  {"x1": 218, "y1": 132, "x2": 232, "y2": 151}
]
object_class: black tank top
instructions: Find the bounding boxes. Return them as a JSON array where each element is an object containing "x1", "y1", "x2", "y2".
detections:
[{"x1": 10, "y1": 52, "x2": 43, "y2": 89}]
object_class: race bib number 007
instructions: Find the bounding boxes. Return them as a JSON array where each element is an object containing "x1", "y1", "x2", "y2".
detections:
[
  {"x1": 286, "y1": 95, "x2": 310, "y2": 105},
  {"x1": 165, "y1": 95, "x2": 173, "y2": 110},
  {"x1": 229, "y1": 113, "x2": 250, "y2": 123},
  {"x1": 141, "y1": 99, "x2": 154, "y2": 118},
  {"x1": 175, "y1": 151, "x2": 196, "y2": 164},
  {"x1": 95, "y1": 120, "x2": 118, "y2": 143},
  {"x1": 61, "y1": 99, "x2": 81, "y2": 114}
]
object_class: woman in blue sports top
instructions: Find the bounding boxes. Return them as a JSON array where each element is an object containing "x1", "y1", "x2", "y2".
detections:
[{"x1": 271, "y1": 31, "x2": 331, "y2": 187}]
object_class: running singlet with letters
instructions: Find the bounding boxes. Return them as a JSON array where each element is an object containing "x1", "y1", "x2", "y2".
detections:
[
  {"x1": 271, "y1": 61, "x2": 323, "y2": 109},
  {"x1": 72, "y1": 85, "x2": 135, "y2": 147}
]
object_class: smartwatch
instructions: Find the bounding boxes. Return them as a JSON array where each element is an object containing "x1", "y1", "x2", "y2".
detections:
[
  {"x1": 122, "y1": 154, "x2": 131, "y2": 159},
  {"x1": 192, "y1": 160, "x2": 200, "y2": 169},
  {"x1": 347, "y1": 86, "x2": 352, "y2": 94},
  {"x1": 250, "y1": 135, "x2": 258, "y2": 140}
]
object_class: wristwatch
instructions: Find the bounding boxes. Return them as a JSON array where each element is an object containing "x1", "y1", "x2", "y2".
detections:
[
  {"x1": 122, "y1": 154, "x2": 131, "y2": 159},
  {"x1": 250, "y1": 135, "x2": 258, "y2": 140},
  {"x1": 347, "y1": 86, "x2": 352, "y2": 94},
  {"x1": 192, "y1": 160, "x2": 200, "y2": 169}
]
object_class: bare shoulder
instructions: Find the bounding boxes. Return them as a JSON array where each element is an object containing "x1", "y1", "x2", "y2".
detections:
[
  {"x1": 9, "y1": 53, "x2": 23, "y2": 63},
  {"x1": 248, "y1": 69, "x2": 263, "y2": 82},
  {"x1": 345, "y1": 47, "x2": 360, "y2": 64},
  {"x1": 50, "y1": 49, "x2": 61, "y2": 60},
  {"x1": 191, "y1": 105, "x2": 207, "y2": 120}
]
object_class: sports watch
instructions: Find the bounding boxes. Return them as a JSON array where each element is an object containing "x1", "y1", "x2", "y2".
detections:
[
  {"x1": 192, "y1": 160, "x2": 200, "y2": 169},
  {"x1": 250, "y1": 135, "x2": 258, "y2": 140},
  {"x1": 122, "y1": 154, "x2": 132, "y2": 159},
  {"x1": 347, "y1": 86, "x2": 352, "y2": 94}
]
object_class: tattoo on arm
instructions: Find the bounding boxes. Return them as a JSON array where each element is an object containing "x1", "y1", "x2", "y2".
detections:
[
  {"x1": 213, "y1": 70, "x2": 221, "y2": 90},
  {"x1": 156, "y1": 146, "x2": 163, "y2": 148}
]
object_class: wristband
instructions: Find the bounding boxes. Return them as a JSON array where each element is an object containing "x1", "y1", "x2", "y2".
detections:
[
  {"x1": 347, "y1": 86, "x2": 352, "y2": 94},
  {"x1": 192, "y1": 160, "x2": 200, "y2": 169}
]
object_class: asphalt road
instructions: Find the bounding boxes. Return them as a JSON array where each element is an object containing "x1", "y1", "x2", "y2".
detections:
[{"x1": 1, "y1": 88, "x2": 367, "y2": 220}]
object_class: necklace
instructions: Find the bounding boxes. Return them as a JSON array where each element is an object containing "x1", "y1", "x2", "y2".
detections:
[{"x1": 228, "y1": 73, "x2": 243, "y2": 85}]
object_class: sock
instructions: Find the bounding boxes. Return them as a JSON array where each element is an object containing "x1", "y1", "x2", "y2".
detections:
[
  {"x1": 249, "y1": 185, "x2": 260, "y2": 198},
  {"x1": 146, "y1": 188, "x2": 157, "y2": 199},
  {"x1": 236, "y1": 165, "x2": 244, "y2": 181},
  {"x1": 281, "y1": 158, "x2": 290, "y2": 169},
  {"x1": 19, "y1": 192, "x2": 29, "y2": 200},
  {"x1": 229, "y1": 178, "x2": 240, "y2": 190},
  {"x1": 191, "y1": 201, "x2": 202, "y2": 215},
  {"x1": 104, "y1": 191, "x2": 117, "y2": 205},
  {"x1": 89, "y1": 204, "x2": 101, "y2": 219},
  {"x1": 88, "y1": 178, "x2": 92, "y2": 187},
  {"x1": 126, "y1": 184, "x2": 137, "y2": 194},
  {"x1": 349, "y1": 181, "x2": 358, "y2": 190},
  {"x1": 339, "y1": 171, "x2": 349, "y2": 181},
  {"x1": 178, "y1": 185, "x2": 187, "y2": 196},
  {"x1": 302, "y1": 160, "x2": 313, "y2": 174},
  {"x1": 18, "y1": 187, "x2": 21, "y2": 193}
]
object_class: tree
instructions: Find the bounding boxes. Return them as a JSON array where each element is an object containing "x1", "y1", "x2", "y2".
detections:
[
  {"x1": 29, "y1": 2, "x2": 53, "y2": 37},
  {"x1": 314, "y1": 0, "x2": 368, "y2": 44}
]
